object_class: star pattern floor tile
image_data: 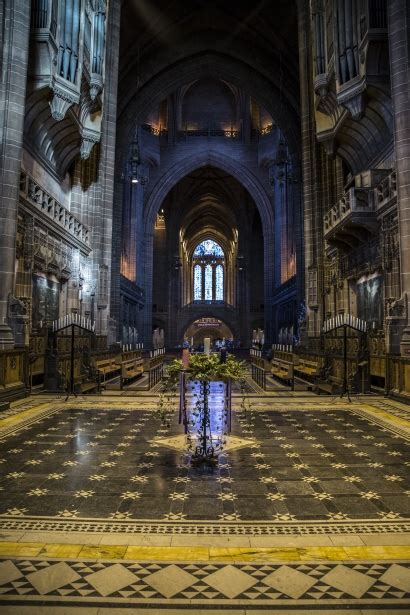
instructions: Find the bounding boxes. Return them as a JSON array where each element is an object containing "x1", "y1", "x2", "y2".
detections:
[{"x1": 0, "y1": 399, "x2": 409, "y2": 525}]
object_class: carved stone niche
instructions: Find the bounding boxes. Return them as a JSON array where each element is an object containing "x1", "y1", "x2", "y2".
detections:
[
  {"x1": 385, "y1": 294, "x2": 408, "y2": 355},
  {"x1": 8, "y1": 295, "x2": 29, "y2": 347}
]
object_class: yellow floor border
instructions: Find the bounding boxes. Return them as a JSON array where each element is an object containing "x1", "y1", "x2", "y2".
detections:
[
  {"x1": 0, "y1": 401, "x2": 54, "y2": 430},
  {"x1": 0, "y1": 542, "x2": 409, "y2": 561}
]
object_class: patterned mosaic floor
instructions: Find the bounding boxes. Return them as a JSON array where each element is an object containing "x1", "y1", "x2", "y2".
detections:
[
  {"x1": 0, "y1": 557, "x2": 409, "y2": 606},
  {"x1": 0, "y1": 402, "x2": 409, "y2": 523},
  {"x1": 0, "y1": 392, "x2": 409, "y2": 611}
]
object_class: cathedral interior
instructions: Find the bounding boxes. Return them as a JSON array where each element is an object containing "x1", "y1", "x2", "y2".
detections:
[{"x1": 0, "y1": 0, "x2": 409, "y2": 612}]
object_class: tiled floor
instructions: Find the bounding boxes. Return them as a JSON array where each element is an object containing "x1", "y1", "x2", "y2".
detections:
[{"x1": 0, "y1": 390, "x2": 409, "y2": 612}]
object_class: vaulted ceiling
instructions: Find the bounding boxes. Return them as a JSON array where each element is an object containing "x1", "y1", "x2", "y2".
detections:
[{"x1": 117, "y1": 0, "x2": 300, "y2": 163}]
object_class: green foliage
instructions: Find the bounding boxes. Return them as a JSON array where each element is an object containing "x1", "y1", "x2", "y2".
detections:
[
  {"x1": 239, "y1": 378, "x2": 253, "y2": 415},
  {"x1": 185, "y1": 352, "x2": 247, "y2": 382},
  {"x1": 155, "y1": 391, "x2": 175, "y2": 425},
  {"x1": 154, "y1": 359, "x2": 181, "y2": 423},
  {"x1": 166, "y1": 358, "x2": 184, "y2": 384},
  {"x1": 163, "y1": 353, "x2": 246, "y2": 384},
  {"x1": 217, "y1": 355, "x2": 248, "y2": 381}
]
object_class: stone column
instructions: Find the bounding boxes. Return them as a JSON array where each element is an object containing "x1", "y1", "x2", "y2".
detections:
[
  {"x1": 93, "y1": 0, "x2": 120, "y2": 342},
  {"x1": 297, "y1": 0, "x2": 324, "y2": 337},
  {"x1": 133, "y1": 182, "x2": 145, "y2": 284},
  {"x1": 387, "y1": 0, "x2": 410, "y2": 353},
  {"x1": 0, "y1": 0, "x2": 31, "y2": 347},
  {"x1": 142, "y1": 230, "x2": 154, "y2": 348},
  {"x1": 291, "y1": 176, "x2": 304, "y2": 304}
]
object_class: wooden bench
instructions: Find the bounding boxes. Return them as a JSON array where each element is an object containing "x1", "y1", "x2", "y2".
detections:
[
  {"x1": 294, "y1": 359, "x2": 319, "y2": 379},
  {"x1": 94, "y1": 357, "x2": 120, "y2": 384},
  {"x1": 120, "y1": 356, "x2": 144, "y2": 382},
  {"x1": 271, "y1": 358, "x2": 293, "y2": 382},
  {"x1": 293, "y1": 358, "x2": 320, "y2": 390},
  {"x1": 72, "y1": 363, "x2": 101, "y2": 394},
  {"x1": 73, "y1": 377, "x2": 99, "y2": 394},
  {"x1": 317, "y1": 375, "x2": 342, "y2": 395}
]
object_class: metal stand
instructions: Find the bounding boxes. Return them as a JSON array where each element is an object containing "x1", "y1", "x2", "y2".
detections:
[
  {"x1": 192, "y1": 381, "x2": 216, "y2": 465},
  {"x1": 65, "y1": 324, "x2": 77, "y2": 401},
  {"x1": 179, "y1": 371, "x2": 188, "y2": 433},
  {"x1": 225, "y1": 379, "x2": 232, "y2": 433},
  {"x1": 339, "y1": 324, "x2": 351, "y2": 403},
  {"x1": 181, "y1": 377, "x2": 232, "y2": 466}
]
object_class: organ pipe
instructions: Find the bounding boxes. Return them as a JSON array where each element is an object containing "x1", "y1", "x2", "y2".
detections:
[
  {"x1": 92, "y1": 3, "x2": 106, "y2": 76},
  {"x1": 336, "y1": 0, "x2": 359, "y2": 84}
]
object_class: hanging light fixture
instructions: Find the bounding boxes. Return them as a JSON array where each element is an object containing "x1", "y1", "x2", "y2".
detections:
[
  {"x1": 275, "y1": 132, "x2": 288, "y2": 167},
  {"x1": 129, "y1": 129, "x2": 149, "y2": 185},
  {"x1": 236, "y1": 255, "x2": 245, "y2": 271}
]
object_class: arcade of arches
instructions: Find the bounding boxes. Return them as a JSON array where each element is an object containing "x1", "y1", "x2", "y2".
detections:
[{"x1": 0, "y1": 1, "x2": 410, "y2": 613}]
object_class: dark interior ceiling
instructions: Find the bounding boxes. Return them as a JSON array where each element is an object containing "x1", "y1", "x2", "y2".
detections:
[
  {"x1": 118, "y1": 0, "x2": 300, "y2": 125},
  {"x1": 120, "y1": 0, "x2": 298, "y2": 62}
]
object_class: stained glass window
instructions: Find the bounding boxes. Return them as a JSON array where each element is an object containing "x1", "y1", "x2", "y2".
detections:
[
  {"x1": 204, "y1": 264, "x2": 213, "y2": 300},
  {"x1": 193, "y1": 264, "x2": 202, "y2": 300},
  {"x1": 215, "y1": 264, "x2": 223, "y2": 300},
  {"x1": 193, "y1": 240, "x2": 224, "y2": 257}
]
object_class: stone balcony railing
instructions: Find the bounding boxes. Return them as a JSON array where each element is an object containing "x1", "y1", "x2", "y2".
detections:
[
  {"x1": 375, "y1": 170, "x2": 397, "y2": 212},
  {"x1": 177, "y1": 128, "x2": 242, "y2": 140},
  {"x1": 19, "y1": 172, "x2": 90, "y2": 248},
  {"x1": 183, "y1": 300, "x2": 236, "y2": 313},
  {"x1": 324, "y1": 187, "x2": 378, "y2": 247}
]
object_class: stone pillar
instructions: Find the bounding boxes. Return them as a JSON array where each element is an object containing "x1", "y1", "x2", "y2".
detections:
[
  {"x1": 142, "y1": 230, "x2": 154, "y2": 348},
  {"x1": 291, "y1": 176, "x2": 304, "y2": 305},
  {"x1": 133, "y1": 182, "x2": 145, "y2": 284},
  {"x1": 387, "y1": 0, "x2": 410, "y2": 353},
  {"x1": 94, "y1": 0, "x2": 120, "y2": 341},
  {"x1": 272, "y1": 169, "x2": 282, "y2": 291},
  {"x1": 0, "y1": 0, "x2": 31, "y2": 347},
  {"x1": 297, "y1": 0, "x2": 324, "y2": 337},
  {"x1": 263, "y1": 227, "x2": 275, "y2": 346}
]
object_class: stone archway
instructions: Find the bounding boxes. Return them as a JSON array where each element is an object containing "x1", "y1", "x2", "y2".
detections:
[
  {"x1": 184, "y1": 319, "x2": 234, "y2": 348},
  {"x1": 140, "y1": 155, "x2": 274, "y2": 348},
  {"x1": 177, "y1": 309, "x2": 240, "y2": 347},
  {"x1": 144, "y1": 153, "x2": 273, "y2": 232},
  {"x1": 116, "y1": 50, "x2": 301, "y2": 173}
]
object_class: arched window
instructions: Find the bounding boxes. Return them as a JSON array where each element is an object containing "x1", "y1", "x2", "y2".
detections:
[
  {"x1": 193, "y1": 240, "x2": 224, "y2": 257},
  {"x1": 193, "y1": 265, "x2": 202, "y2": 300},
  {"x1": 215, "y1": 264, "x2": 224, "y2": 301},
  {"x1": 192, "y1": 240, "x2": 225, "y2": 302},
  {"x1": 204, "y1": 264, "x2": 213, "y2": 301}
]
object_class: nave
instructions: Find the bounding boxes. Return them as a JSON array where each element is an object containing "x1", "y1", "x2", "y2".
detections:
[{"x1": 0, "y1": 389, "x2": 409, "y2": 613}]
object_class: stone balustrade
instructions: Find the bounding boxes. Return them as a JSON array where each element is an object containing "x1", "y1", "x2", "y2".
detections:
[
  {"x1": 19, "y1": 172, "x2": 90, "y2": 247},
  {"x1": 375, "y1": 170, "x2": 397, "y2": 211},
  {"x1": 324, "y1": 187, "x2": 375, "y2": 235}
]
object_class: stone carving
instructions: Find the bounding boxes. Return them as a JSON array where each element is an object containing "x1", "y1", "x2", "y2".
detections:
[
  {"x1": 8, "y1": 295, "x2": 27, "y2": 317},
  {"x1": 8, "y1": 295, "x2": 29, "y2": 347},
  {"x1": 80, "y1": 131, "x2": 100, "y2": 160},
  {"x1": 49, "y1": 83, "x2": 79, "y2": 121},
  {"x1": 386, "y1": 295, "x2": 406, "y2": 320},
  {"x1": 20, "y1": 172, "x2": 91, "y2": 248}
]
